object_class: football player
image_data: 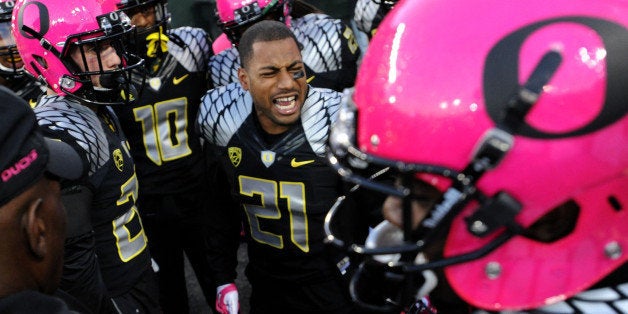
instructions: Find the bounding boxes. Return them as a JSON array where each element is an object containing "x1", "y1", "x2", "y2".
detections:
[
  {"x1": 198, "y1": 20, "x2": 385, "y2": 314},
  {"x1": 210, "y1": 0, "x2": 360, "y2": 92},
  {"x1": 112, "y1": 0, "x2": 217, "y2": 313},
  {"x1": 0, "y1": 0, "x2": 44, "y2": 104},
  {"x1": 12, "y1": 0, "x2": 160, "y2": 312}
]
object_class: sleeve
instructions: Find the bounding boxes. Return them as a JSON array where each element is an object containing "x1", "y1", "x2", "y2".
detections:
[
  {"x1": 59, "y1": 185, "x2": 116, "y2": 314},
  {"x1": 204, "y1": 145, "x2": 241, "y2": 285}
]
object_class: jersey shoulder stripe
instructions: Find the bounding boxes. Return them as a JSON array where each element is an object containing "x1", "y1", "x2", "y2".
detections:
[
  {"x1": 198, "y1": 82, "x2": 251, "y2": 147},
  {"x1": 209, "y1": 47, "x2": 240, "y2": 87},
  {"x1": 34, "y1": 96, "x2": 109, "y2": 176},
  {"x1": 292, "y1": 14, "x2": 344, "y2": 73},
  {"x1": 300, "y1": 87, "x2": 341, "y2": 155},
  {"x1": 167, "y1": 26, "x2": 211, "y2": 72}
]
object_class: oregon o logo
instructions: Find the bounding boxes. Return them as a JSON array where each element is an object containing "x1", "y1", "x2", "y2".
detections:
[
  {"x1": 17, "y1": 1, "x2": 50, "y2": 39},
  {"x1": 483, "y1": 16, "x2": 628, "y2": 139}
]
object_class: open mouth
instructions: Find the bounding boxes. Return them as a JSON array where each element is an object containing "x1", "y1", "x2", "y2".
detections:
[{"x1": 273, "y1": 95, "x2": 298, "y2": 115}]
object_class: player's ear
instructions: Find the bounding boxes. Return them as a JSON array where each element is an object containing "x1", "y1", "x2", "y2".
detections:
[
  {"x1": 238, "y1": 68, "x2": 250, "y2": 91},
  {"x1": 23, "y1": 197, "x2": 47, "y2": 259}
]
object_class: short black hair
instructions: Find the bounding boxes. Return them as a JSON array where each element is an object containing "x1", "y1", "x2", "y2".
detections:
[{"x1": 238, "y1": 20, "x2": 301, "y2": 69}]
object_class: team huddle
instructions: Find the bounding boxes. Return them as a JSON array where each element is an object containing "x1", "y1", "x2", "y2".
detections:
[{"x1": 0, "y1": 0, "x2": 626, "y2": 314}]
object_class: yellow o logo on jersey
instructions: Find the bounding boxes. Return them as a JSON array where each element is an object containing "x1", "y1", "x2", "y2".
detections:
[{"x1": 113, "y1": 148, "x2": 124, "y2": 172}]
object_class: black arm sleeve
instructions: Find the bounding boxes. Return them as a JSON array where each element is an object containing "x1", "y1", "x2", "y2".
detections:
[
  {"x1": 59, "y1": 185, "x2": 115, "y2": 314},
  {"x1": 205, "y1": 150, "x2": 241, "y2": 286}
]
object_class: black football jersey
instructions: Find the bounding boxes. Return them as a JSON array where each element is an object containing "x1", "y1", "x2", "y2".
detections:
[
  {"x1": 209, "y1": 13, "x2": 360, "y2": 91},
  {"x1": 114, "y1": 26, "x2": 212, "y2": 195},
  {"x1": 34, "y1": 96, "x2": 151, "y2": 296},
  {"x1": 198, "y1": 83, "x2": 344, "y2": 281}
]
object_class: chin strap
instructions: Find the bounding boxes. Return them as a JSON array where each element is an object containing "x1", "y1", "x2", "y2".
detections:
[{"x1": 145, "y1": 26, "x2": 169, "y2": 58}]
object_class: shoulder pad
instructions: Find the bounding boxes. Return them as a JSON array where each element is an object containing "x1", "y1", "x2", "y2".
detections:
[
  {"x1": 301, "y1": 87, "x2": 342, "y2": 154},
  {"x1": 292, "y1": 14, "x2": 345, "y2": 73},
  {"x1": 34, "y1": 96, "x2": 110, "y2": 176},
  {"x1": 209, "y1": 47, "x2": 240, "y2": 87},
  {"x1": 167, "y1": 26, "x2": 212, "y2": 72},
  {"x1": 198, "y1": 82, "x2": 251, "y2": 147}
]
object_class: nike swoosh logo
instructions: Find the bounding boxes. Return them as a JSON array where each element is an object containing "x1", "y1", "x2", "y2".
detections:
[
  {"x1": 291, "y1": 158, "x2": 315, "y2": 168},
  {"x1": 173, "y1": 74, "x2": 189, "y2": 85},
  {"x1": 307, "y1": 75, "x2": 315, "y2": 83}
]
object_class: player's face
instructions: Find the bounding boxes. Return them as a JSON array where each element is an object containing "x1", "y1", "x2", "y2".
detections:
[
  {"x1": 0, "y1": 22, "x2": 22, "y2": 71},
  {"x1": 70, "y1": 42, "x2": 122, "y2": 88},
  {"x1": 128, "y1": 4, "x2": 156, "y2": 30},
  {"x1": 382, "y1": 177, "x2": 442, "y2": 230},
  {"x1": 238, "y1": 37, "x2": 307, "y2": 135}
]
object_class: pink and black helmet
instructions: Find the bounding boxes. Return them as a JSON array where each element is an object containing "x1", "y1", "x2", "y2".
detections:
[
  {"x1": 216, "y1": 0, "x2": 291, "y2": 45},
  {"x1": 326, "y1": 0, "x2": 628, "y2": 312},
  {"x1": 12, "y1": 0, "x2": 143, "y2": 105}
]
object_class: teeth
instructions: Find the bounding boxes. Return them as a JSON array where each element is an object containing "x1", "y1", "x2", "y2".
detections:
[
  {"x1": 275, "y1": 96, "x2": 296, "y2": 103},
  {"x1": 275, "y1": 100, "x2": 295, "y2": 108},
  {"x1": 274, "y1": 95, "x2": 296, "y2": 112}
]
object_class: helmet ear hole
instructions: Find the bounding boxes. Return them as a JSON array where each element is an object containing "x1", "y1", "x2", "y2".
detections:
[
  {"x1": 32, "y1": 54, "x2": 48, "y2": 69},
  {"x1": 522, "y1": 200, "x2": 579, "y2": 243},
  {"x1": 608, "y1": 195, "x2": 623, "y2": 211}
]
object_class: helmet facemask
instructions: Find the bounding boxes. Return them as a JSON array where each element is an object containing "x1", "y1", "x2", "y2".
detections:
[{"x1": 0, "y1": 1, "x2": 24, "y2": 79}]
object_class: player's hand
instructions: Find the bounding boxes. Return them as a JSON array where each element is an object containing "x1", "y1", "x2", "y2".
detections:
[{"x1": 216, "y1": 283, "x2": 239, "y2": 314}]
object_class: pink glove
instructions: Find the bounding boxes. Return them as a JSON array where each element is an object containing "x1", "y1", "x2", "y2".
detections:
[{"x1": 216, "y1": 283, "x2": 239, "y2": 314}]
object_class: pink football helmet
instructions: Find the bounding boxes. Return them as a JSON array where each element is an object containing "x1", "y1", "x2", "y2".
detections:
[
  {"x1": 0, "y1": 0, "x2": 23, "y2": 79},
  {"x1": 12, "y1": 0, "x2": 144, "y2": 105},
  {"x1": 326, "y1": 0, "x2": 628, "y2": 312},
  {"x1": 216, "y1": 0, "x2": 291, "y2": 45}
]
